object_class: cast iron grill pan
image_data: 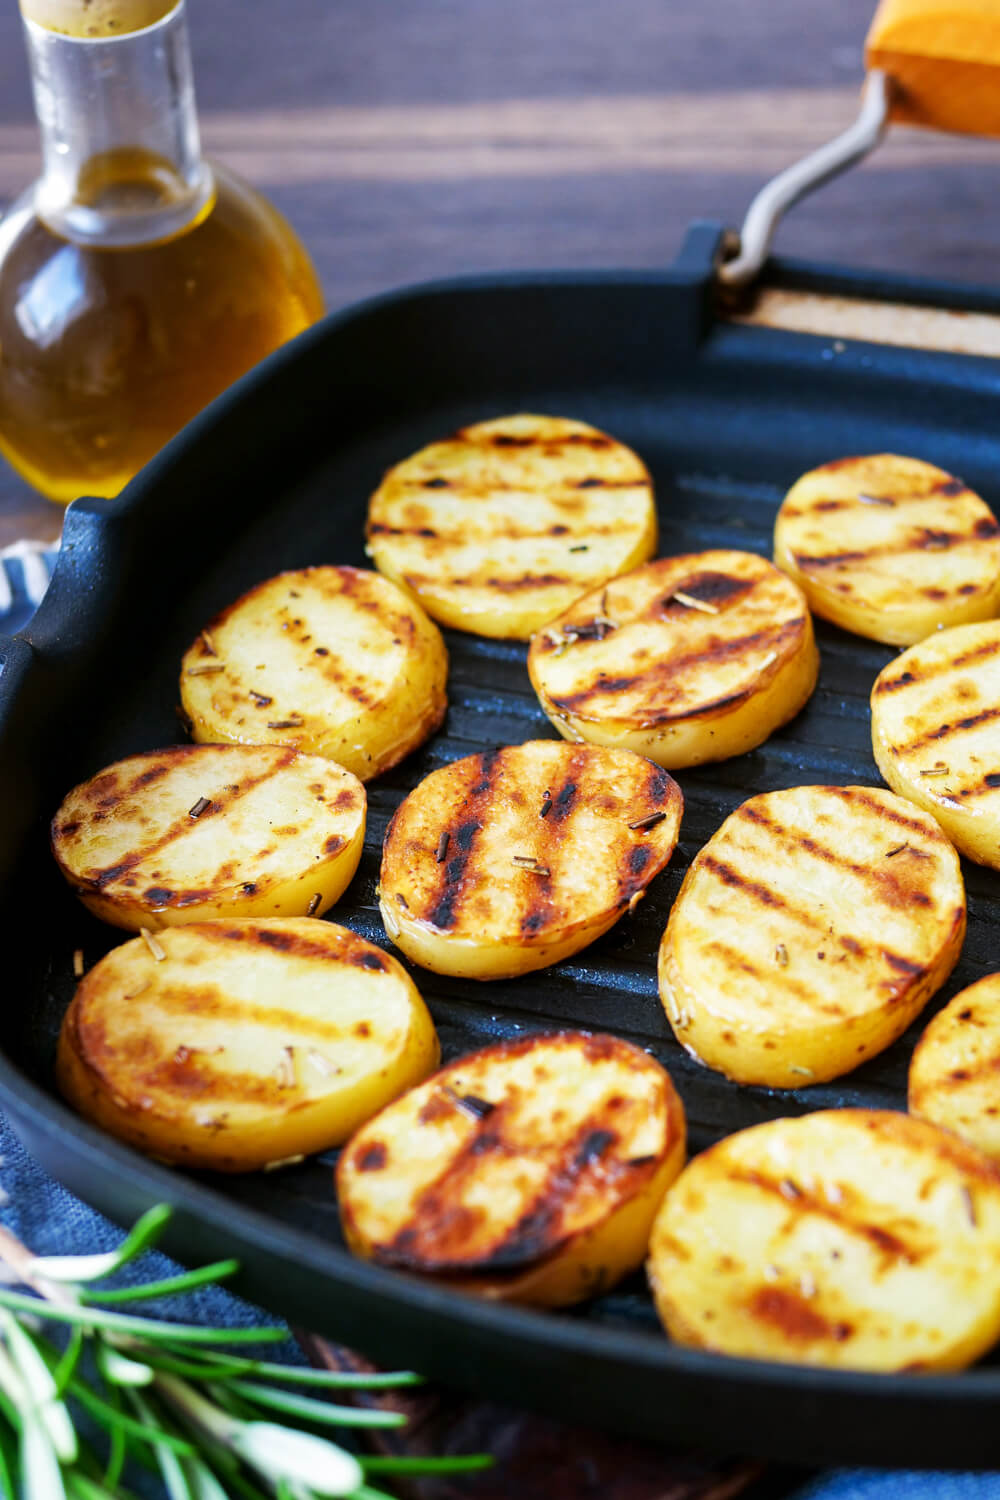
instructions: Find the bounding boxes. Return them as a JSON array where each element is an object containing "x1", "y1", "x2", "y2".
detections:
[{"x1": 3, "y1": 239, "x2": 1000, "y2": 1466}]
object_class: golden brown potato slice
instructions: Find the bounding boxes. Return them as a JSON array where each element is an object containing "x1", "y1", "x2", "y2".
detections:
[
  {"x1": 909, "y1": 974, "x2": 1000, "y2": 1162},
  {"x1": 58, "y1": 919, "x2": 439, "y2": 1172},
  {"x1": 648, "y1": 1109, "x2": 1000, "y2": 1372},
  {"x1": 366, "y1": 414, "x2": 657, "y2": 639},
  {"x1": 337, "y1": 1031, "x2": 686, "y2": 1307},
  {"x1": 379, "y1": 739, "x2": 683, "y2": 979},
  {"x1": 179, "y1": 566, "x2": 448, "y2": 781},
  {"x1": 528, "y1": 550, "x2": 818, "y2": 768},
  {"x1": 658, "y1": 784, "x2": 965, "y2": 1088},
  {"x1": 51, "y1": 744, "x2": 366, "y2": 931},
  {"x1": 773, "y1": 454, "x2": 1000, "y2": 646},
  {"x1": 871, "y1": 620, "x2": 1000, "y2": 870}
]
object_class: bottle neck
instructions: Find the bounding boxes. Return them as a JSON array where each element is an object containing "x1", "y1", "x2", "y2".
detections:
[{"x1": 23, "y1": 0, "x2": 215, "y2": 248}]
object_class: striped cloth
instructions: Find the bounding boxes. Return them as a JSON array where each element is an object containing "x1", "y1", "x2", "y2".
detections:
[{"x1": 0, "y1": 538, "x2": 58, "y2": 635}]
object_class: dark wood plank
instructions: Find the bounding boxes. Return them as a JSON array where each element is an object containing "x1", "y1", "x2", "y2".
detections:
[
  {"x1": 3, "y1": 0, "x2": 1000, "y2": 541},
  {"x1": 298, "y1": 1335, "x2": 771, "y2": 1500}
]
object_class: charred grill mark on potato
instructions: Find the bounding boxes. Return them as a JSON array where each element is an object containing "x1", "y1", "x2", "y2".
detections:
[
  {"x1": 909, "y1": 976, "x2": 1000, "y2": 1163},
  {"x1": 52, "y1": 744, "x2": 367, "y2": 930},
  {"x1": 735, "y1": 800, "x2": 934, "y2": 911},
  {"x1": 871, "y1": 622, "x2": 1000, "y2": 869},
  {"x1": 337, "y1": 1031, "x2": 685, "y2": 1303},
  {"x1": 366, "y1": 415, "x2": 657, "y2": 640},
  {"x1": 658, "y1": 785, "x2": 965, "y2": 1088},
  {"x1": 85, "y1": 758, "x2": 175, "y2": 806},
  {"x1": 57, "y1": 919, "x2": 440, "y2": 1172},
  {"x1": 91, "y1": 1044, "x2": 313, "y2": 1110},
  {"x1": 728, "y1": 1167, "x2": 920, "y2": 1265},
  {"x1": 915, "y1": 1052, "x2": 1000, "y2": 1093},
  {"x1": 380, "y1": 1106, "x2": 637, "y2": 1274},
  {"x1": 659, "y1": 570, "x2": 755, "y2": 611},
  {"x1": 179, "y1": 566, "x2": 448, "y2": 782},
  {"x1": 67, "y1": 747, "x2": 294, "y2": 891},
  {"x1": 404, "y1": 571, "x2": 572, "y2": 594},
  {"x1": 515, "y1": 754, "x2": 583, "y2": 937},
  {"x1": 426, "y1": 817, "x2": 485, "y2": 930},
  {"x1": 83, "y1": 755, "x2": 288, "y2": 887},
  {"x1": 379, "y1": 742, "x2": 682, "y2": 979},
  {"x1": 774, "y1": 456, "x2": 1000, "y2": 646},
  {"x1": 453, "y1": 424, "x2": 615, "y2": 452},
  {"x1": 749, "y1": 1287, "x2": 852, "y2": 1344},
  {"x1": 895, "y1": 703, "x2": 1000, "y2": 754},
  {"x1": 81, "y1": 938, "x2": 389, "y2": 1046},
  {"x1": 370, "y1": 516, "x2": 635, "y2": 540},
  {"x1": 649, "y1": 687, "x2": 753, "y2": 723},
  {"x1": 882, "y1": 951, "x2": 924, "y2": 979},
  {"x1": 792, "y1": 519, "x2": 992, "y2": 571},
  {"x1": 818, "y1": 784, "x2": 944, "y2": 840},
  {"x1": 951, "y1": 772, "x2": 1000, "y2": 801},
  {"x1": 574, "y1": 476, "x2": 641, "y2": 489},
  {"x1": 423, "y1": 747, "x2": 501, "y2": 932},
  {"x1": 698, "y1": 854, "x2": 796, "y2": 914},
  {"x1": 701, "y1": 938, "x2": 821, "y2": 1001},
  {"x1": 648, "y1": 1110, "x2": 1000, "y2": 1371},
  {"x1": 541, "y1": 620, "x2": 803, "y2": 718},
  {"x1": 529, "y1": 551, "x2": 817, "y2": 771},
  {"x1": 875, "y1": 637, "x2": 1000, "y2": 694}
]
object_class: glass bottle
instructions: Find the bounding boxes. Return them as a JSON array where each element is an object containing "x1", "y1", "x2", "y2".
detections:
[{"x1": 0, "y1": 0, "x2": 324, "y2": 504}]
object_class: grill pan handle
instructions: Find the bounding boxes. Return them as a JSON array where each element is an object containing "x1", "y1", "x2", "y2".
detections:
[
  {"x1": 721, "y1": 0, "x2": 1000, "y2": 292},
  {"x1": 718, "y1": 71, "x2": 890, "y2": 292}
]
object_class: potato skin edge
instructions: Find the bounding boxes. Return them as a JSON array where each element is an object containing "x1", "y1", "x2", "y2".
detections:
[
  {"x1": 337, "y1": 1033, "x2": 686, "y2": 1306},
  {"x1": 647, "y1": 1109, "x2": 1000, "y2": 1371},
  {"x1": 178, "y1": 566, "x2": 450, "y2": 783},
  {"x1": 378, "y1": 744, "x2": 683, "y2": 981},
  {"x1": 657, "y1": 786, "x2": 967, "y2": 1088},
  {"x1": 56, "y1": 924, "x2": 441, "y2": 1173},
  {"x1": 535, "y1": 634, "x2": 819, "y2": 769}
]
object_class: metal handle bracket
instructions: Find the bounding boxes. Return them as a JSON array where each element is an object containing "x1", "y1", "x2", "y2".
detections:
[{"x1": 718, "y1": 70, "x2": 892, "y2": 291}]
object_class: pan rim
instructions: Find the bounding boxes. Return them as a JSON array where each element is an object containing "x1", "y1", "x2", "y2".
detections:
[{"x1": 7, "y1": 241, "x2": 1000, "y2": 1464}]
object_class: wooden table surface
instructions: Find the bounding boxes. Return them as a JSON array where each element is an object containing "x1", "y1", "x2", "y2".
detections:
[{"x1": 4, "y1": 0, "x2": 1000, "y2": 546}]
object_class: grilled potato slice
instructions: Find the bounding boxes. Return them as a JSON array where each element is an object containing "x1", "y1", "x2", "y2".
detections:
[
  {"x1": 528, "y1": 550, "x2": 818, "y2": 768},
  {"x1": 366, "y1": 414, "x2": 657, "y2": 639},
  {"x1": 180, "y1": 566, "x2": 448, "y2": 782},
  {"x1": 379, "y1": 740, "x2": 683, "y2": 979},
  {"x1": 658, "y1": 784, "x2": 965, "y2": 1088},
  {"x1": 51, "y1": 744, "x2": 366, "y2": 931},
  {"x1": 57, "y1": 919, "x2": 439, "y2": 1172},
  {"x1": 909, "y1": 974, "x2": 1000, "y2": 1162},
  {"x1": 337, "y1": 1031, "x2": 686, "y2": 1307},
  {"x1": 871, "y1": 620, "x2": 1000, "y2": 869},
  {"x1": 773, "y1": 454, "x2": 1000, "y2": 646},
  {"x1": 648, "y1": 1109, "x2": 1000, "y2": 1371}
]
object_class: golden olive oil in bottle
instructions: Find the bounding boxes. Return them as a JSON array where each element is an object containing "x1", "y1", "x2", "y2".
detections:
[{"x1": 0, "y1": 0, "x2": 324, "y2": 503}]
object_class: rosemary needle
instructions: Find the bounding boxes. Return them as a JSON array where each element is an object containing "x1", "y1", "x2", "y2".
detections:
[
  {"x1": 0, "y1": 1290, "x2": 287, "y2": 1344},
  {"x1": 362, "y1": 1454, "x2": 494, "y2": 1474},
  {"x1": 79, "y1": 1259, "x2": 240, "y2": 1306},
  {"x1": 226, "y1": 1380, "x2": 406, "y2": 1429},
  {"x1": 0, "y1": 1205, "x2": 491, "y2": 1495}
]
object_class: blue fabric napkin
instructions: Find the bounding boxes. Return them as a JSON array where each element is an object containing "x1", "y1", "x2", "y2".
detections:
[
  {"x1": 793, "y1": 1476, "x2": 1000, "y2": 1499},
  {"x1": 3, "y1": 551, "x2": 998, "y2": 1500},
  {"x1": 0, "y1": 540, "x2": 57, "y2": 637},
  {"x1": 0, "y1": 1112, "x2": 287, "y2": 1341}
]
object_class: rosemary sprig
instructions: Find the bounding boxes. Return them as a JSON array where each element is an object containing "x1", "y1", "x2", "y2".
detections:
[{"x1": 0, "y1": 1207, "x2": 491, "y2": 1499}]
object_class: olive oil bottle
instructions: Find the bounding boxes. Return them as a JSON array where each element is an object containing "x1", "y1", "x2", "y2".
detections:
[{"x1": 0, "y1": 0, "x2": 324, "y2": 504}]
